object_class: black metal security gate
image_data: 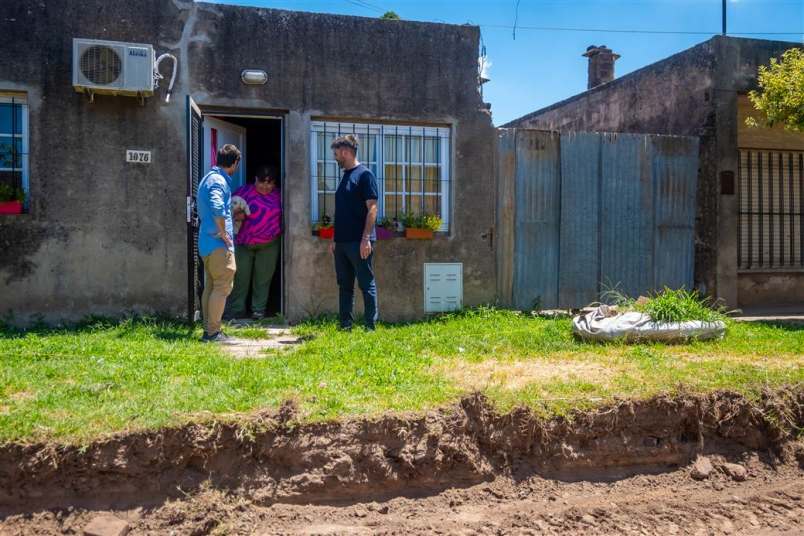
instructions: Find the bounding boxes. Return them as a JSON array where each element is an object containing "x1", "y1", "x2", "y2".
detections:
[
  {"x1": 186, "y1": 96, "x2": 204, "y2": 323},
  {"x1": 738, "y1": 149, "x2": 804, "y2": 270}
]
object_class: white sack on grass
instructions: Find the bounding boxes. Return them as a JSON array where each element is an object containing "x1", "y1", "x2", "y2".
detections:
[{"x1": 572, "y1": 305, "x2": 726, "y2": 343}]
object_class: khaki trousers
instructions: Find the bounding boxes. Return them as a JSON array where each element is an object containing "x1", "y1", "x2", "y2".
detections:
[{"x1": 201, "y1": 248, "x2": 236, "y2": 335}]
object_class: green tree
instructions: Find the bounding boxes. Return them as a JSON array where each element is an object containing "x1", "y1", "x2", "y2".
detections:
[
  {"x1": 380, "y1": 11, "x2": 400, "y2": 20},
  {"x1": 747, "y1": 48, "x2": 804, "y2": 132}
]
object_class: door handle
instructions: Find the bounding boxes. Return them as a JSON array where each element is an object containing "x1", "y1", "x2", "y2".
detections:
[{"x1": 481, "y1": 227, "x2": 494, "y2": 250}]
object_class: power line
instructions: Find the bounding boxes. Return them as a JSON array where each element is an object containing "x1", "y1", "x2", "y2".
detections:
[
  {"x1": 344, "y1": 0, "x2": 385, "y2": 14},
  {"x1": 513, "y1": 0, "x2": 522, "y2": 40}
]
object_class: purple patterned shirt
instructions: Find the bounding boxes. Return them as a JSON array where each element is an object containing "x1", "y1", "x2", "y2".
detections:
[{"x1": 234, "y1": 184, "x2": 282, "y2": 246}]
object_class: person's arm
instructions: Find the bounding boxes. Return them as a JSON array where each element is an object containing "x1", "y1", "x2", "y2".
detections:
[
  {"x1": 214, "y1": 216, "x2": 233, "y2": 248},
  {"x1": 209, "y1": 180, "x2": 233, "y2": 249},
  {"x1": 362, "y1": 200, "x2": 378, "y2": 240},
  {"x1": 359, "y1": 171, "x2": 380, "y2": 259}
]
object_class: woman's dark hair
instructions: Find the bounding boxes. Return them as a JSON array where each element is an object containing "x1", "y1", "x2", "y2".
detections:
[
  {"x1": 255, "y1": 164, "x2": 280, "y2": 188},
  {"x1": 217, "y1": 144, "x2": 241, "y2": 168}
]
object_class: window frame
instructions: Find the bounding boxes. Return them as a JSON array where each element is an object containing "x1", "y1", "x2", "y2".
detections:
[
  {"x1": 310, "y1": 120, "x2": 451, "y2": 232},
  {"x1": 0, "y1": 93, "x2": 29, "y2": 212}
]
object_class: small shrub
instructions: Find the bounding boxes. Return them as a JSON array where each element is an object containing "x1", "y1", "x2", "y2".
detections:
[
  {"x1": 0, "y1": 183, "x2": 24, "y2": 203},
  {"x1": 313, "y1": 214, "x2": 332, "y2": 231},
  {"x1": 421, "y1": 214, "x2": 442, "y2": 232},
  {"x1": 402, "y1": 212, "x2": 442, "y2": 231},
  {"x1": 378, "y1": 216, "x2": 395, "y2": 230},
  {"x1": 634, "y1": 288, "x2": 726, "y2": 323}
]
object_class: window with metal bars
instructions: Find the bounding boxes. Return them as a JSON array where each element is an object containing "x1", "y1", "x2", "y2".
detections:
[
  {"x1": 738, "y1": 149, "x2": 804, "y2": 270},
  {"x1": 310, "y1": 121, "x2": 451, "y2": 231},
  {"x1": 0, "y1": 94, "x2": 29, "y2": 212}
]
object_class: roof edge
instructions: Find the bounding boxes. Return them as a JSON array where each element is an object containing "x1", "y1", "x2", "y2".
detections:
[{"x1": 501, "y1": 35, "x2": 801, "y2": 128}]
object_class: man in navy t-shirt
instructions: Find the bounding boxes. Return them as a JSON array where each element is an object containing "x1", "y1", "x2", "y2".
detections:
[{"x1": 329, "y1": 134, "x2": 379, "y2": 330}]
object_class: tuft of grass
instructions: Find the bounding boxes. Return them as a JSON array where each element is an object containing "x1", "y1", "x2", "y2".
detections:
[{"x1": 634, "y1": 288, "x2": 727, "y2": 323}]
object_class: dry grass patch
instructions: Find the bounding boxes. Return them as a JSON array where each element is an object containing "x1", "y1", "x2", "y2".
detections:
[{"x1": 441, "y1": 358, "x2": 615, "y2": 391}]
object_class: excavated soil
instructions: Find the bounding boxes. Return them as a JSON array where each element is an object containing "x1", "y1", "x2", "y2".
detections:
[{"x1": 1, "y1": 388, "x2": 802, "y2": 534}]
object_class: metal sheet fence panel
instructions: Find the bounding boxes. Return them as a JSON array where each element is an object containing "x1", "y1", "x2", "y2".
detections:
[
  {"x1": 496, "y1": 129, "x2": 517, "y2": 307},
  {"x1": 502, "y1": 129, "x2": 699, "y2": 310},
  {"x1": 558, "y1": 132, "x2": 601, "y2": 307},
  {"x1": 652, "y1": 136, "x2": 699, "y2": 290},
  {"x1": 513, "y1": 130, "x2": 561, "y2": 309},
  {"x1": 599, "y1": 133, "x2": 655, "y2": 299}
]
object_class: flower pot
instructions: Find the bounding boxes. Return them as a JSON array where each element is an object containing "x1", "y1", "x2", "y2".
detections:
[
  {"x1": 376, "y1": 227, "x2": 395, "y2": 240},
  {"x1": 0, "y1": 201, "x2": 23, "y2": 215},
  {"x1": 318, "y1": 227, "x2": 334, "y2": 240},
  {"x1": 405, "y1": 228, "x2": 434, "y2": 240}
]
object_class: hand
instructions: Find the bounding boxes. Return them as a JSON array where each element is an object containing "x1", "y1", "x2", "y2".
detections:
[
  {"x1": 360, "y1": 238, "x2": 372, "y2": 259},
  {"x1": 219, "y1": 231, "x2": 233, "y2": 249},
  {"x1": 329, "y1": 241, "x2": 335, "y2": 255}
]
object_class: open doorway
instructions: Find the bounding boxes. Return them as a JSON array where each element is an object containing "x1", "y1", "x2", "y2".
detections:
[{"x1": 197, "y1": 112, "x2": 284, "y2": 319}]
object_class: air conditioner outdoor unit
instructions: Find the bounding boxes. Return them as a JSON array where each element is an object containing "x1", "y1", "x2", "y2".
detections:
[{"x1": 72, "y1": 38, "x2": 154, "y2": 99}]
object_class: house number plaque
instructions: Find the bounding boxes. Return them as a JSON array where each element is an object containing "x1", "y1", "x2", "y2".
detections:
[{"x1": 126, "y1": 150, "x2": 152, "y2": 164}]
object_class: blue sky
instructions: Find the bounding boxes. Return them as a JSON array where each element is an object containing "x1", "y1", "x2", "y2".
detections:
[{"x1": 209, "y1": 0, "x2": 804, "y2": 125}]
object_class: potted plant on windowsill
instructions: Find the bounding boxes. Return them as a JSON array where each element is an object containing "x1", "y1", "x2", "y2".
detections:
[
  {"x1": 404, "y1": 213, "x2": 442, "y2": 240},
  {"x1": 0, "y1": 184, "x2": 24, "y2": 215},
  {"x1": 376, "y1": 217, "x2": 397, "y2": 240},
  {"x1": 313, "y1": 214, "x2": 334, "y2": 240}
]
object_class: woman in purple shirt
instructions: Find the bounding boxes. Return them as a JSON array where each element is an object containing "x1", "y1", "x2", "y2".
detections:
[{"x1": 225, "y1": 165, "x2": 282, "y2": 320}]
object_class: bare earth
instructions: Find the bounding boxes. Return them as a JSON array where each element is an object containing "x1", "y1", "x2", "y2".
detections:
[
  {"x1": 1, "y1": 390, "x2": 802, "y2": 535},
  {"x1": 2, "y1": 452, "x2": 802, "y2": 535}
]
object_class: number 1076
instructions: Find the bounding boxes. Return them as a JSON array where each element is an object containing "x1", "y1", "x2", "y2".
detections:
[{"x1": 126, "y1": 150, "x2": 151, "y2": 164}]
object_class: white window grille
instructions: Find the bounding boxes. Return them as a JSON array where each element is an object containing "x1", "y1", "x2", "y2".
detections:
[{"x1": 310, "y1": 121, "x2": 451, "y2": 231}]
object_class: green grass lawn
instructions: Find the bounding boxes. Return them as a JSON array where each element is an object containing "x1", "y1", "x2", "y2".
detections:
[{"x1": 0, "y1": 309, "x2": 801, "y2": 444}]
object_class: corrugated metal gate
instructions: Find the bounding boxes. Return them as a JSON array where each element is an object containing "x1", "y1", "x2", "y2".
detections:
[{"x1": 497, "y1": 130, "x2": 699, "y2": 310}]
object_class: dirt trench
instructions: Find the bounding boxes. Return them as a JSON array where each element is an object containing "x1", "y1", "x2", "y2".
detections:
[{"x1": 0, "y1": 388, "x2": 802, "y2": 534}]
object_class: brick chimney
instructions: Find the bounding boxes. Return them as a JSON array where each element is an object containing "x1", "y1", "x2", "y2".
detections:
[{"x1": 582, "y1": 45, "x2": 620, "y2": 89}]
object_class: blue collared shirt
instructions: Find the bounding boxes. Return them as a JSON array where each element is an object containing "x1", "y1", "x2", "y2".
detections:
[{"x1": 197, "y1": 166, "x2": 234, "y2": 257}]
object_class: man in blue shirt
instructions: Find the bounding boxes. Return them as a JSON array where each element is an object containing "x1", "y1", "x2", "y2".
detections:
[
  {"x1": 329, "y1": 134, "x2": 379, "y2": 330},
  {"x1": 197, "y1": 144, "x2": 241, "y2": 342}
]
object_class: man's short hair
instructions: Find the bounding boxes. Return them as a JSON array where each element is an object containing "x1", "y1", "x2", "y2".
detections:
[
  {"x1": 217, "y1": 144, "x2": 241, "y2": 168},
  {"x1": 330, "y1": 134, "x2": 359, "y2": 155}
]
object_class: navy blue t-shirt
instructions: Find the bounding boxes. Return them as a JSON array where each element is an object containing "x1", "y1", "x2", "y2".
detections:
[{"x1": 334, "y1": 164, "x2": 379, "y2": 243}]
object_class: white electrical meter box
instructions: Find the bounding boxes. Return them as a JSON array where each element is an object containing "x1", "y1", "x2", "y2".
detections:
[{"x1": 424, "y1": 263, "x2": 463, "y2": 314}]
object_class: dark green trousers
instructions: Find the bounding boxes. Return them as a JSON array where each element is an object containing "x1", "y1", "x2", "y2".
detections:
[{"x1": 226, "y1": 240, "x2": 280, "y2": 317}]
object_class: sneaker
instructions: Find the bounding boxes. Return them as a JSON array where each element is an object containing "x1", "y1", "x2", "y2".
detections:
[
  {"x1": 202, "y1": 331, "x2": 237, "y2": 344},
  {"x1": 251, "y1": 311, "x2": 265, "y2": 321}
]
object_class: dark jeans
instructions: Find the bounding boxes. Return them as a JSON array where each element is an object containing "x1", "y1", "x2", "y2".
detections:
[{"x1": 334, "y1": 241, "x2": 378, "y2": 329}]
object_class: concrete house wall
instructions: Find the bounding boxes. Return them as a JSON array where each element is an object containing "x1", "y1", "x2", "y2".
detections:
[
  {"x1": 0, "y1": 0, "x2": 496, "y2": 324},
  {"x1": 504, "y1": 36, "x2": 802, "y2": 310}
]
